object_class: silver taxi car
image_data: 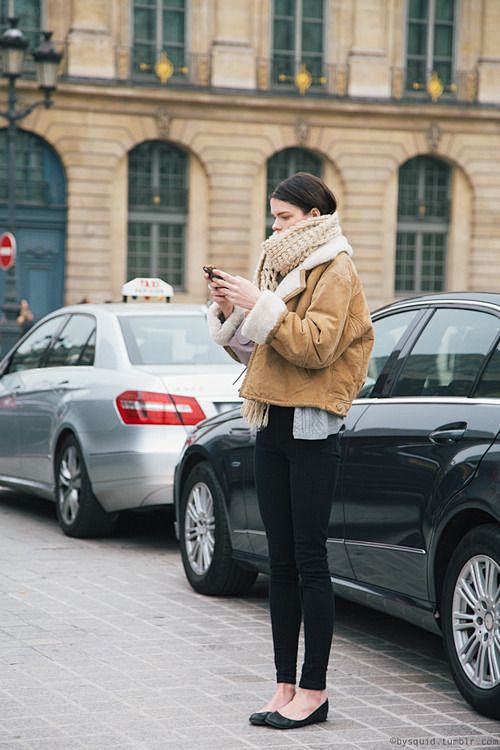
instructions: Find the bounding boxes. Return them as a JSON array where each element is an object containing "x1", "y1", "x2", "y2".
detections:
[{"x1": 0, "y1": 302, "x2": 243, "y2": 538}]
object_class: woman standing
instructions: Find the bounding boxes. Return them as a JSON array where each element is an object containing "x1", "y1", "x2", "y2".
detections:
[{"x1": 206, "y1": 172, "x2": 374, "y2": 730}]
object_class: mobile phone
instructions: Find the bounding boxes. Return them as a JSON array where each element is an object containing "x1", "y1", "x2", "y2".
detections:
[{"x1": 203, "y1": 265, "x2": 223, "y2": 281}]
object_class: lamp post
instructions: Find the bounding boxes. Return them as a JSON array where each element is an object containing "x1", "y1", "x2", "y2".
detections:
[{"x1": 0, "y1": 17, "x2": 63, "y2": 355}]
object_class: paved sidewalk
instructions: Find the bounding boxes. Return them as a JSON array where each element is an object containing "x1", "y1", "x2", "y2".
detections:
[{"x1": 0, "y1": 488, "x2": 499, "y2": 750}]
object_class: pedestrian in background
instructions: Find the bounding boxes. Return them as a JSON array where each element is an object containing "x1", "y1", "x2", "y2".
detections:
[
  {"x1": 16, "y1": 299, "x2": 34, "y2": 336},
  {"x1": 206, "y1": 172, "x2": 374, "y2": 730}
]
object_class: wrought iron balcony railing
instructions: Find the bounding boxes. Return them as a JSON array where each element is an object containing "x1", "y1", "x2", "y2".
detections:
[
  {"x1": 391, "y1": 68, "x2": 479, "y2": 103},
  {"x1": 256, "y1": 59, "x2": 349, "y2": 97},
  {"x1": 13, "y1": 41, "x2": 477, "y2": 106},
  {"x1": 116, "y1": 48, "x2": 211, "y2": 88}
]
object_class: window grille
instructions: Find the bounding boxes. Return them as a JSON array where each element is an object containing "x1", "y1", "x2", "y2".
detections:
[
  {"x1": 406, "y1": 0, "x2": 455, "y2": 93},
  {"x1": 395, "y1": 156, "x2": 450, "y2": 294},
  {"x1": 0, "y1": 129, "x2": 65, "y2": 205},
  {"x1": 128, "y1": 141, "x2": 188, "y2": 288},
  {"x1": 132, "y1": 0, "x2": 186, "y2": 81},
  {"x1": 272, "y1": 0, "x2": 325, "y2": 89}
]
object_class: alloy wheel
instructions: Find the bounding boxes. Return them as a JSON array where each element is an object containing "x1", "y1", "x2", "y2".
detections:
[
  {"x1": 57, "y1": 444, "x2": 82, "y2": 526},
  {"x1": 452, "y1": 554, "x2": 500, "y2": 689},
  {"x1": 184, "y1": 481, "x2": 216, "y2": 575}
]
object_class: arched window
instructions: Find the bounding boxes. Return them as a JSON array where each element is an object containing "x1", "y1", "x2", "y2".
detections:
[
  {"x1": 265, "y1": 147, "x2": 322, "y2": 233},
  {"x1": 0, "y1": 128, "x2": 65, "y2": 206},
  {"x1": 0, "y1": 129, "x2": 66, "y2": 319},
  {"x1": 271, "y1": 0, "x2": 325, "y2": 90},
  {"x1": 132, "y1": 0, "x2": 187, "y2": 82},
  {"x1": 127, "y1": 141, "x2": 188, "y2": 288},
  {"x1": 406, "y1": 0, "x2": 456, "y2": 94},
  {"x1": 395, "y1": 156, "x2": 451, "y2": 294}
]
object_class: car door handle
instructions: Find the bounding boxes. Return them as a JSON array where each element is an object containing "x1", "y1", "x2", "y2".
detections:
[
  {"x1": 229, "y1": 427, "x2": 252, "y2": 437},
  {"x1": 57, "y1": 380, "x2": 69, "y2": 386},
  {"x1": 429, "y1": 422, "x2": 467, "y2": 444}
]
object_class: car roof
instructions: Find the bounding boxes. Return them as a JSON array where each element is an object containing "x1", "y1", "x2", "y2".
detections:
[
  {"x1": 53, "y1": 303, "x2": 209, "y2": 317},
  {"x1": 374, "y1": 291, "x2": 500, "y2": 315}
]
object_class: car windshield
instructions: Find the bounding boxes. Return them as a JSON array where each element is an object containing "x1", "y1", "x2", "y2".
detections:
[{"x1": 118, "y1": 314, "x2": 234, "y2": 366}]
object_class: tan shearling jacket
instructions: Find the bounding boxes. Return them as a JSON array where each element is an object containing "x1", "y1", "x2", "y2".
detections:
[{"x1": 208, "y1": 244, "x2": 374, "y2": 418}]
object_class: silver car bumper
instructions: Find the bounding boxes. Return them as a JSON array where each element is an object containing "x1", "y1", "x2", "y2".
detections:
[{"x1": 84, "y1": 426, "x2": 187, "y2": 512}]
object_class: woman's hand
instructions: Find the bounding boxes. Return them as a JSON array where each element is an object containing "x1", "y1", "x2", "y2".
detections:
[
  {"x1": 204, "y1": 270, "x2": 234, "y2": 319},
  {"x1": 209, "y1": 270, "x2": 261, "y2": 311}
]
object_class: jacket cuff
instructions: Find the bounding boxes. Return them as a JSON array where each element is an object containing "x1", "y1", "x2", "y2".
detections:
[
  {"x1": 207, "y1": 303, "x2": 245, "y2": 346},
  {"x1": 241, "y1": 291, "x2": 287, "y2": 344}
]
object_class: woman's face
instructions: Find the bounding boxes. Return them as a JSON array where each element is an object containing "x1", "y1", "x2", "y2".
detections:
[{"x1": 270, "y1": 198, "x2": 319, "y2": 233}]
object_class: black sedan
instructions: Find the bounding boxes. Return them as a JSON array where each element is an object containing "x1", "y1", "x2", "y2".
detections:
[{"x1": 174, "y1": 292, "x2": 500, "y2": 720}]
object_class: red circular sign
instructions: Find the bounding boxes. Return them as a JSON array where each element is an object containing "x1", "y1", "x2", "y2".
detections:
[{"x1": 0, "y1": 232, "x2": 16, "y2": 271}]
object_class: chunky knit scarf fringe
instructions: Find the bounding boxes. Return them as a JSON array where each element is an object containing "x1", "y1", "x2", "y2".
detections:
[{"x1": 241, "y1": 212, "x2": 343, "y2": 429}]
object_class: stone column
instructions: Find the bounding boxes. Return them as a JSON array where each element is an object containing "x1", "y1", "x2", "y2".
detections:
[
  {"x1": 211, "y1": 0, "x2": 256, "y2": 89},
  {"x1": 67, "y1": 0, "x2": 115, "y2": 79},
  {"x1": 478, "y1": 0, "x2": 500, "y2": 104},
  {"x1": 348, "y1": 0, "x2": 391, "y2": 98}
]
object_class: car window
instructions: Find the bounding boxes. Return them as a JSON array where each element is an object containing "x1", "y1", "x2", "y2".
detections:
[
  {"x1": 473, "y1": 342, "x2": 500, "y2": 399},
  {"x1": 392, "y1": 308, "x2": 500, "y2": 397},
  {"x1": 44, "y1": 314, "x2": 96, "y2": 368},
  {"x1": 79, "y1": 330, "x2": 96, "y2": 366},
  {"x1": 119, "y1": 315, "x2": 232, "y2": 365},
  {"x1": 358, "y1": 310, "x2": 419, "y2": 398},
  {"x1": 9, "y1": 316, "x2": 68, "y2": 372}
]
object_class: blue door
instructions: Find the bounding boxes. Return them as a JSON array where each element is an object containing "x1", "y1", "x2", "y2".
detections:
[
  {"x1": 16, "y1": 227, "x2": 65, "y2": 319},
  {"x1": 0, "y1": 129, "x2": 67, "y2": 320}
]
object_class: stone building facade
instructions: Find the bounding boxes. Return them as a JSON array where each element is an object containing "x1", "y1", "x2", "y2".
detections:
[{"x1": 1, "y1": 0, "x2": 499, "y2": 314}]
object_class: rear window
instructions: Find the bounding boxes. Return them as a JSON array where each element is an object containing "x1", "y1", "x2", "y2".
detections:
[{"x1": 119, "y1": 314, "x2": 233, "y2": 366}]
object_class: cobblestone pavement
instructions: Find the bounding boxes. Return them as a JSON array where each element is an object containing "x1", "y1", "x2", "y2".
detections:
[{"x1": 1, "y1": 488, "x2": 499, "y2": 750}]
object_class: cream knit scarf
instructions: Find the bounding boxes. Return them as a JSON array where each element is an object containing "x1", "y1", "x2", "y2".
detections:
[{"x1": 241, "y1": 212, "x2": 343, "y2": 429}]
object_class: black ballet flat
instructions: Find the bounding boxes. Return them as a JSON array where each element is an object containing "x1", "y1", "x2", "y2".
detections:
[
  {"x1": 249, "y1": 711, "x2": 271, "y2": 726},
  {"x1": 265, "y1": 699, "x2": 329, "y2": 730}
]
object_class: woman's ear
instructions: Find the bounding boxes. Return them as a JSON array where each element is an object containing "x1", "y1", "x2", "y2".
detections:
[{"x1": 310, "y1": 207, "x2": 321, "y2": 217}]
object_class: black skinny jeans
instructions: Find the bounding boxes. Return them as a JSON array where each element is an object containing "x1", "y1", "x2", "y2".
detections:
[{"x1": 254, "y1": 405, "x2": 340, "y2": 691}]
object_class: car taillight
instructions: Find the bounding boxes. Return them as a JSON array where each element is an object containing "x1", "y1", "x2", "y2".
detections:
[{"x1": 116, "y1": 391, "x2": 206, "y2": 426}]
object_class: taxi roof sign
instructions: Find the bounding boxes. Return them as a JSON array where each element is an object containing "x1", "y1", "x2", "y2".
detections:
[{"x1": 121, "y1": 277, "x2": 174, "y2": 302}]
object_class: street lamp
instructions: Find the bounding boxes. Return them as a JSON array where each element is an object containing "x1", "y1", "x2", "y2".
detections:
[{"x1": 0, "y1": 17, "x2": 63, "y2": 354}]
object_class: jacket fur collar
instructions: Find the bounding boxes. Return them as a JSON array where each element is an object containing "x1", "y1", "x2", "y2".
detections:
[{"x1": 275, "y1": 235, "x2": 353, "y2": 303}]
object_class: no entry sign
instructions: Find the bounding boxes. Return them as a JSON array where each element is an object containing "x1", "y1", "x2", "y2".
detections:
[{"x1": 0, "y1": 232, "x2": 16, "y2": 271}]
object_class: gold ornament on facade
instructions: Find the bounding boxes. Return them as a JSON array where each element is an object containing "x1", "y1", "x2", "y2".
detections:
[
  {"x1": 463, "y1": 70, "x2": 478, "y2": 103},
  {"x1": 155, "y1": 51, "x2": 174, "y2": 84},
  {"x1": 139, "y1": 51, "x2": 190, "y2": 85},
  {"x1": 427, "y1": 71, "x2": 444, "y2": 102},
  {"x1": 117, "y1": 47, "x2": 129, "y2": 80},
  {"x1": 278, "y1": 63, "x2": 314, "y2": 95},
  {"x1": 197, "y1": 55, "x2": 210, "y2": 86},
  {"x1": 391, "y1": 68, "x2": 404, "y2": 99},
  {"x1": 257, "y1": 59, "x2": 269, "y2": 90},
  {"x1": 335, "y1": 65, "x2": 347, "y2": 96},
  {"x1": 295, "y1": 64, "x2": 312, "y2": 95}
]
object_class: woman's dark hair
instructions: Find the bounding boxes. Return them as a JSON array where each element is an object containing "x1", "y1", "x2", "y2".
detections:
[{"x1": 270, "y1": 171, "x2": 337, "y2": 215}]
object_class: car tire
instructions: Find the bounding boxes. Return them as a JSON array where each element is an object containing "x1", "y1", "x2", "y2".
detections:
[
  {"x1": 441, "y1": 524, "x2": 500, "y2": 719},
  {"x1": 55, "y1": 434, "x2": 118, "y2": 538},
  {"x1": 179, "y1": 461, "x2": 257, "y2": 596}
]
